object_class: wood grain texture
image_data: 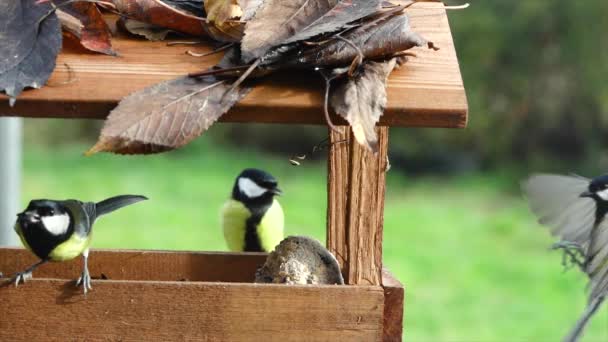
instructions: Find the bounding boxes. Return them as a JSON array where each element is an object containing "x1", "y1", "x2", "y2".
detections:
[
  {"x1": 0, "y1": 280, "x2": 384, "y2": 342},
  {"x1": 382, "y1": 269, "x2": 405, "y2": 342},
  {"x1": 0, "y1": 2, "x2": 467, "y2": 128},
  {"x1": 327, "y1": 127, "x2": 388, "y2": 285},
  {"x1": 0, "y1": 248, "x2": 267, "y2": 282}
]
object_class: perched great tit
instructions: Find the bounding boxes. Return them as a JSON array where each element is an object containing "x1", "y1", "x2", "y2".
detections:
[
  {"x1": 523, "y1": 174, "x2": 608, "y2": 342},
  {"x1": 221, "y1": 168, "x2": 284, "y2": 252},
  {"x1": 11, "y1": 195, "x2": 147, "y2": 294}
]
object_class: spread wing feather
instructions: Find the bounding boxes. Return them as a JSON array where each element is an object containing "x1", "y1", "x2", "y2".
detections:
[{"x1": 522, "y1": 174, "x2": 595, "y2": 246}]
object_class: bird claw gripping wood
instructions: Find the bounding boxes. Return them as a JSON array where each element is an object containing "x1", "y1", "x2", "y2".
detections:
[
  {"x1": 552, "y1": 241, "x2": 586, "y2": 271},
  {"x1": 12, "y1": 269, "x2": 34, "y2": 287},
  {"x1": 76, "y1": 266, "x2": 92, "y2": 294}
]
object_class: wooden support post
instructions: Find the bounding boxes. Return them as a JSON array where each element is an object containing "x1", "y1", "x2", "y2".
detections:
[{"x1": 327, "y1": 127, "x2": 389, "y2": 285}]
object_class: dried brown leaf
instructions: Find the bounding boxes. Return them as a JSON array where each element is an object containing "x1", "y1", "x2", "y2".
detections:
[
  {"x1": 242, "y1": 0, "x2": 378, "y2": 62},
  {"x1": 205, "y1": 0, "x2": 242, "y2": 24},
  {"x1": 117, "y1": 18, "x2": 172, "y2": 41},
  {"x1": 0, "y1": 0, "x2": 62, "y2": 105},
  {"x1": 58, "y1": 3, "x2": 116, "y2": 55},
  {"x1": 283, "y1": 0, "x2": 381, "y2": 45},
  {"x1": 203, "y1": 0, "x2": 244, "y2": 42},
  {"x1": 87, "y1": 76, "x2": 251, "y2": 155},
  {"x1": 330, "y1": 58, "x2": 398, "y2": 153},
  {"x1": 238, "y1": 0, "x2": 264, "y2": 21},
  {"x1": 111, "y1": 0, "x2": 207, "y2": 36}
]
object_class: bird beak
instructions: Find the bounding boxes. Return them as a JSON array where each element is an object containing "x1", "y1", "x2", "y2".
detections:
[
  {"x1": 270, "y1": 187, "x2": 283, "y2": 196},
  {"x1": 18, "y1": 211, "x2": 40, "y2": 222},
  {"x1": 580, "y1": 191, "x2": 593, "y2": 198}
]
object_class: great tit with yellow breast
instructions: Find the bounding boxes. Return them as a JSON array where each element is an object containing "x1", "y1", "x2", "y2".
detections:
[
  {"x1": 11, "y1": 195, "x2": 147, "y2": 294},
  {"x1": 221, "y1": 169, "x2": 284, "y2": 252},
  {"x1": 523, "y1": 174, "x2": 608, "y2": 342}
]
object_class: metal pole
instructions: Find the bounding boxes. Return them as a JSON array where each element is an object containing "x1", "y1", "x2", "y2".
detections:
[{"x1": 0, "y1": 117, "x2": 22, "y2": 246}]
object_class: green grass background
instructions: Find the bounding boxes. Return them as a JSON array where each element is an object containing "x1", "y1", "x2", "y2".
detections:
[{"x1": 20, "y1": 139, "x2": 608, "y2": 342}]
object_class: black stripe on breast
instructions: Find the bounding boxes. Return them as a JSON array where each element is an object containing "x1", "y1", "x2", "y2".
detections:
[{"x1": 244, "y1": 214, "x2": 264, "y2": 252}]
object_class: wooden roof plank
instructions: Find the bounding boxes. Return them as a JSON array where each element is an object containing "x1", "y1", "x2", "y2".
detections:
[{"x1": 0, "y1": 2, "x2": 467, "y2": 128}]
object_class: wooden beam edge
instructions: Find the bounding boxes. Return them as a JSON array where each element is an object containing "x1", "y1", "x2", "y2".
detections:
[{"x1": 382, "y1": 269, "x2": 405, "y2": 342}]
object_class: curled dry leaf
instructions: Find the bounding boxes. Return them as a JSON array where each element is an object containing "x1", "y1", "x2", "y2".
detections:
[
  {"x1": 242, "y1": 0, "x2": 382, "y2": 62},
  {"x1": 57, "y1": 2, "x2": 116, "y2": 55},
  {"x1": 283, "y1": 0, "x2": 381, "y2": 45},
  {"x1": 203, "y1": 0, "x2": 265, "y2": 42},
  {"x1": 87, "y1": 76, "x2": 251, "y2": 155},
  {"x1": 284, "y1": 11, "x2": 428, "y2": 68},
  {"x1": 0, "y1": 0, "x2": 62, "y2": 106},
  {"x1": 112, "y1": 0, "x2": 207, "y2": 37},
  {"x1": 117, "y1": 18, "x2": 172, "y2": 41},
  {"x1": 205, "y1": 0, "x2": 242, "y2": 24},
  {"x1": 330, "y1": 58, "x2": 398, "y2": 153},
  {"x1": 198, "y1": 0, "x2": 242, "y2": 43}
]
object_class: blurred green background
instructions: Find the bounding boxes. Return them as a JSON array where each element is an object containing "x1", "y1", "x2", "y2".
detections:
[{"x1": 11, "y1": 0, "x2": 608, "y2": 341}]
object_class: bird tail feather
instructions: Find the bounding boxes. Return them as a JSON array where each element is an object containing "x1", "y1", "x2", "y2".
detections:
[
  {"x1": 563, "y1": 296, "x2": 605, "y2": 342},
  {"x1": 95, "y1": 195, "x2": 148, "y2": 217}
]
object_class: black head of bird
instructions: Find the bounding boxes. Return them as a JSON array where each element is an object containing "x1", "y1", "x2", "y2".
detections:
[
  {"x1": 580, "y1": 175, "x2": 608, "y2": 201},
  {"x1": 16, "y1": 200, "x2": 73, "y2": 260},
  {"x1": 232, "y1": 168, "x2": 282, "y2": 211}
]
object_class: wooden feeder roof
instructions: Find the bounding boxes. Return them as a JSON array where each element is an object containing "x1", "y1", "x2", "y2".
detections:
[{"x1": 0, "y1": 2, "x2": 467, "y2": 128}]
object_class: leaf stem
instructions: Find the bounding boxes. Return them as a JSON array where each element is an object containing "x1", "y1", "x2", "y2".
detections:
[
  {"x1": 188, "y1": 65, "x2": 252, "y2": 78},
  {"x1": 186, "y1": 43, "x2": 234, "y2": 58},
  {"x1": 163, "y1": 80, "x2": 225, "y2": 109},
  {"x1": 319, "y1": 71, "x2": 345, "y2": 134},
  {"x1": 222, "y1": 58, "x2": 262, "y2": 100},
  {"x1": 336, "y1": 36, "x2": 364, "y2": 77}
]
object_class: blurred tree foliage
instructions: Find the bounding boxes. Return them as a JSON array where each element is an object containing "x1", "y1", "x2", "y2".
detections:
[
  {"x1": 393, "y1": 0, "x2": 608, "y2": 172},
  {"x1": 24, "y1": 1, "x2": 608, "y2": 174}
]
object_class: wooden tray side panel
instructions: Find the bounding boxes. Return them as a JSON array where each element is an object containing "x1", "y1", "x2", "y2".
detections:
[
  {"x1": 0, "y1": 280, "x2": 384, "y2": 342},
  {"x1": 0, "y1": 2, "x2": 467, "y2": 128},
  {"x1": 0, "y1": 248, "x2": 266, "y2": 283}
]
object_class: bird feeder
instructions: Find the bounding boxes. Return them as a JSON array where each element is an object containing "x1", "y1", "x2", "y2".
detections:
[{"x1": 0, "y1": 2, "x2": 467, "y2": 341}]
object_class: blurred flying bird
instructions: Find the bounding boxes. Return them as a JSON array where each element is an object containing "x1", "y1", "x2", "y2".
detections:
[{"x1": 523, "y1": 174, "x2": 608, "y2": 342}]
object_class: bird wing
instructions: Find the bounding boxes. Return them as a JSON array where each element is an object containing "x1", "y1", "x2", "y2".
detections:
[
  {"x1": 62, "y1": 200, "x2": 95, "y2": 237},
  {"x1": 586, "y1": 219, "x2": 608, "y2": 301},
  {"x1": 522, "y1": 174, "x2": 595, "y2": 246}
]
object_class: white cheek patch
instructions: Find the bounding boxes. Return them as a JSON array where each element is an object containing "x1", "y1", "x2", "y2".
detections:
[
  {"x1": 597, "y1": 189, "x2": 608, "y2": 201},
  {"x1": 238, "y1": 177, "x2": 268, "y2": 198},
  {"x1": 41, "y1": 214, "x2": 70, "y2": 236}
]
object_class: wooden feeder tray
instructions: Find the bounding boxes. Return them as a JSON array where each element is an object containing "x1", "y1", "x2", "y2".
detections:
[{"x1": 0, "y1": 2, "x2": 467, "y2": 341}]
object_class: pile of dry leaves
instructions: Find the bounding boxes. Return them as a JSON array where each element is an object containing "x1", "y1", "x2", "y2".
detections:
[{"x1": 0, "y1": 0, "x2": 445, "y2": 154}]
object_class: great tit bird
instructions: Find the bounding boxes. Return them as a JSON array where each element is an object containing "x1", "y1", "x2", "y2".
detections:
[
  {"x1": 11, "y1": 195, "x2": 147, "y2": 294},
  {"x1": 221, "y1": 168, "x2": 284, "y2": 252},
  {"x1": 523, "y1": 174, "x2": 608, "y2": 342}
]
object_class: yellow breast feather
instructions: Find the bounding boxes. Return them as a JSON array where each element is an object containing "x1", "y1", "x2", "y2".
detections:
[{"x1": 221, "y1": 199, "x2": 250, "y2": 251}]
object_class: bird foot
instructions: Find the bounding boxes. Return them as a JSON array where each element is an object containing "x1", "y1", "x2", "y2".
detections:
[
  {"x1": 552, "y1": 241, "x2": 586, "y2": 271},
  {"x1": 75, "y1": 268, "x2": 92, "y2": 294},
  {"x1": 12, "y1": 270, "x2": 34, "y2": 287}
]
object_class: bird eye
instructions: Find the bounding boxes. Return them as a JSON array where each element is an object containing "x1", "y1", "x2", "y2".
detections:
[{"x1": 262, "y1": 181, "x2": 277, "y2": 189}]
